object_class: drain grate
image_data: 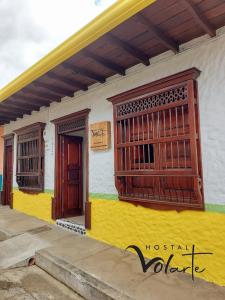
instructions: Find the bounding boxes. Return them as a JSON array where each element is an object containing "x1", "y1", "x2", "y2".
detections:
[{"x1": 56, "y1": 219, "x2": 86, "y2": 236}]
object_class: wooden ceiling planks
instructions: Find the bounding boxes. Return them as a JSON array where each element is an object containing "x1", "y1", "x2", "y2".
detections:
[{"x1": 1, "y1": 0, "x2": 225, "y2": 124}]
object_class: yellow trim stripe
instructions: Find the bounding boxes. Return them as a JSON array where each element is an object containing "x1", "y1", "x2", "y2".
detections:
[{"x1": 0, "y1": 0, "x2": 155, "y2": 103}]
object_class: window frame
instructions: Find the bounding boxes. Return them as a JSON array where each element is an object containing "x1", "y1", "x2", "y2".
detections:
[
  {"x1": 15, "y1": 122, "x2": 45, "y2": 193},
  {"x1": 108, "y1": 68, "x2": 204, "y2": 211}
]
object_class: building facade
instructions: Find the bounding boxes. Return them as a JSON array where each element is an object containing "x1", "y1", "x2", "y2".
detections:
[{"x1": 0, "y1": 0, "x2": 225, "y2": 287}]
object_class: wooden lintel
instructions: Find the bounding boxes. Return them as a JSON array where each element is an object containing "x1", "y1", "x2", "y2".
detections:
[
  {"x1": 83, "y1": 50, "x2": 126, "y2": 76},
  {"x1": 136, "y1": 14, "x2": 179, "y2": 53},
  {"x1": 182, "y1": 0, "x2": 216, "y2": 37},
  {"x1": 63, "y1": 62, "x2": 106, "y2": 83},
  {"x1": 47, "y1": 73, "x2": 88, "y2": 91},
  {"x1": 107, "y1": 33, "x2": 150, "y2": 66}
]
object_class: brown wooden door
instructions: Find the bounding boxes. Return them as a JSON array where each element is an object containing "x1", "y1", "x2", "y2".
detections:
[
  {"x1": 3, "y1": 145, "x2": 13, "y2": 206},
  {"x1": 62, "y1": 135, "x2": 83, "y2": 217}
]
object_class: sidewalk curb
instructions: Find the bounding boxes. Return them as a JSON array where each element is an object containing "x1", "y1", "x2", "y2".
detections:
[{"x1": 36, "y1": 249, "x2": 133, "y2": 300}]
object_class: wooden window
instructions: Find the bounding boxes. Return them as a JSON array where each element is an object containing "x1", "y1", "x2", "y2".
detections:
[
  {"x1": 15, "y1": 123, "x2": 45, "y2": 192},
  {"x1": 108, "y1": 68, "x2": 204, "y2": 210}
]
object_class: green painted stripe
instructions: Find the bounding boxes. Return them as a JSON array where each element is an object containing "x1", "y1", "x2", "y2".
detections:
[
  {"x1": 12, "y1": 187, "x2": 225, "y2": 214},
  {"x1": 89, "y1": 194, "x2": 225, "y2": 214},
  {"x1": 13, "y1": 187, "x2": 54, "y2": 194},
  {"x1": 44, "y1": 189, "x2": 54, "y2": 194},
  {"x1": 89, "y1": 193, "x2": 118, "y2": 200},
  {"x1": 206, "y1": 204, "x2": 225, "y2": 214}
]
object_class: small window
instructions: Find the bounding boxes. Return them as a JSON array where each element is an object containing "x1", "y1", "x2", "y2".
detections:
[{"x1": 15, "y1": 123, "x2": 45, "y2": 192}]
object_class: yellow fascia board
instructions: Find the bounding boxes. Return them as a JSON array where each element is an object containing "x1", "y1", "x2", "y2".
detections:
[{"x1": 0, "y1": 0, "x2": 156, "y2": 103}]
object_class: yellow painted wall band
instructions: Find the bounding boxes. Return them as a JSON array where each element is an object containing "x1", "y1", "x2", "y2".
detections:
[
  {"x1": 13, "y1": 190, "x2": 55, "y2": 224},
  {"x1": 87, "y1": 198, "x2": 225, "y2": 286}
]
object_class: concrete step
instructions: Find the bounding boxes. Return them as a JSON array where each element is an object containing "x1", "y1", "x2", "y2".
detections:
[
  {"x1": 36, "y1": 247, "x2": 132, "y2": 300},
  {"x1": 0, "y1": 232, "x2": 51, "y2": 269},
  {"x1": 35, "y1": 235, "x2": 225, "y2": 300}
]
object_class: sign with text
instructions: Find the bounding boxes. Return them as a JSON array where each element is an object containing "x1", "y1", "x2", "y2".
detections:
[{"x1": 90, "y1": 121, "x2": 111, "y2": 150}]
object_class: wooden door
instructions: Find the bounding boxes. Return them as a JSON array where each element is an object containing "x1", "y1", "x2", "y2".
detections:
[
  {"x1": 62, "y1": 135, "x2": 83, "y2": 217},
  {"x1": 3, "y1": 145, "x2": 13, "y2": 206}
]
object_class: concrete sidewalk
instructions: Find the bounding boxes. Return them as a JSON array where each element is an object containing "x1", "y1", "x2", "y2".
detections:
[
  {"x1": 1, "y1": 206, "x2": 225, "y2": 300},
  {"x1": 0, "y1": 206, "x2": 71, "y2": 268}
]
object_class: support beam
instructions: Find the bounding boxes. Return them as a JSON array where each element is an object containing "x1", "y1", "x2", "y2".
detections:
[
  {"x1": 0, "y1": 120, "x2": 10, "y2": 125},
  {"x1": 0, "y1": 109, "x2": 22, "y2": 118},
  {"x1": 9, "y1": 98, "x2": 41, "y2": 110},
  {"x1": 107, "y1": 33, "x2": 150, "y2": 66},
  {"x1": 83, "y1": 50, "x2": 126, "y2": 76},
  {"x1": 1, "y1": 103, "x2": 32, "y2": 114},
  {"x1": 23, "y1": 88, "x2": 61, "y2": 102},
  {"x1": 0, "y1": 113, "x2": 18, "y2": 121},
  {"x1": 18, "y1": 93, "x2": 52, "y2": 106},
  {"x1": 47, "y1": 73, "x2": 88, "y2": 91},
  {"x1": 15, "y1": 95, "x2": 51, "y2": 107},
  {"x1": 33, "y1": 82, "x2": 75, "y2": 97},
  {"x1": 182, "y1": 0, "x2": 216, "y2": 37},
  {"x1": 136, "y1": 14, "x2": 179, "y2": 53},
  {"x1": 63, "y1": 63, "x2": 106, "y2": 83},
  {"x1": 0, "y1": 105, "x2": 24, "y2": 115},
  {"x1": 0, "y1": 115, "x2": 13, "y2": 122}
]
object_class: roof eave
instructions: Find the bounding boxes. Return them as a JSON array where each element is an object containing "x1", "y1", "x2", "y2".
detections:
[{"x1": 0, "y1": 0, "x2": 156, "y2": 103}]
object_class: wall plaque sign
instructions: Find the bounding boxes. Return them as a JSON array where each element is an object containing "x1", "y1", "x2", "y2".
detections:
[{"x1": 90, "y1": 121, "x2": 111, "y2": 150}]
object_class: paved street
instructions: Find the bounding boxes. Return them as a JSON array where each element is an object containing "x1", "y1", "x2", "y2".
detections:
[{"x1": 0, "y1": 265, "x2": 84, "y2": 300}]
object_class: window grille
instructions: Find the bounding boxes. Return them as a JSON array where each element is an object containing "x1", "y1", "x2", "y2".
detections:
[
  {"x1": 109, "y1": 69, "x2": 204, "y2": 210},
  {"x1": 15, "y1": 123, "x2": 45, "y2": 192}
]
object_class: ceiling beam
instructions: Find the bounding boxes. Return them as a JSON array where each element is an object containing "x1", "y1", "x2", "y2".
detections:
[
  {"x1": 16, "y1": 97, "x2": 50, "y2": 107},
  {"x1": 181, "y1": 0, "x2": 216, "y2": 37},
  {"x1": 63, "y1": 62, "x2": 106, "y2": 83},
  {"x1": 136, "y1": 14, "x2": 179, "y2": 53},
  {"x1": 23, "y1": 88, "x2": 61, "y2": 102},
  {"x1": 47, "y1": 73, "x2": 88, "y2": 91},
  {"x1": 1, "y1": 103, "x2": 32, "y2": 114},
  {"x1": 107, "y1": 33, "x2": 150, "y2": 66},
  {"x1": 9, "y1": 98, "x2": 41, "y2": 110},
  {"x1": 0, "y1": 112, "x2": 19, "y2": 120},
  {"x1": 0, "y1": 108, "x2": 22, "y2": 118},
  {"x1": 33, "y1": 82, "x2": 75, "y2": 97},
  {"x1": 18, "y1": 92, "x2": 52, "y2": 106},
  {"x1": 83, "y1": 50, "x2": 126, "y2": 76},
  {"x1": 0, "y1": 105, "x2": 24, "y2": 115},
  {"x1": 0, "y1": 115, "x2": 13, "y2": 122},
  {"x1": 0, "y1": 121, "x2": 10, "y2": 125}
]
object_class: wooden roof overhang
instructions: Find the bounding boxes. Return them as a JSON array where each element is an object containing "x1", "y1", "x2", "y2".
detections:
[{"x1": 1, "y1": 0, "x2": 225, "y2": 125}]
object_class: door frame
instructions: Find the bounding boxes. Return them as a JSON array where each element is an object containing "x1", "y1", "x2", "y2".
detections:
[
  {"x1": 2, "y1": 134, "x2": 14, "y2": 207},
  {"x1": 51, "y1": 109, "x2": 91, "y2": 228}
]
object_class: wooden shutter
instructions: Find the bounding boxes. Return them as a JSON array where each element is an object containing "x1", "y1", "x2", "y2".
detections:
[{"x1": 108, "y1": 68, "x2": 204, "y2": 210}]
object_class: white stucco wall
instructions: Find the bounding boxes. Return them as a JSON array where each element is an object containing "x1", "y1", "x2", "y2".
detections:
[{"x1": 4, "y1": 28, "x2": 225, "y2": 205}]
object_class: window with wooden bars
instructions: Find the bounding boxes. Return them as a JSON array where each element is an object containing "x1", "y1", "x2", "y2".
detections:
[
  {"x1": 15, "y1": 123, "x2": 45, "y2": 192},
  {"x1": 108, "y1": 68, "x2": 204, "y2": 210}
]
